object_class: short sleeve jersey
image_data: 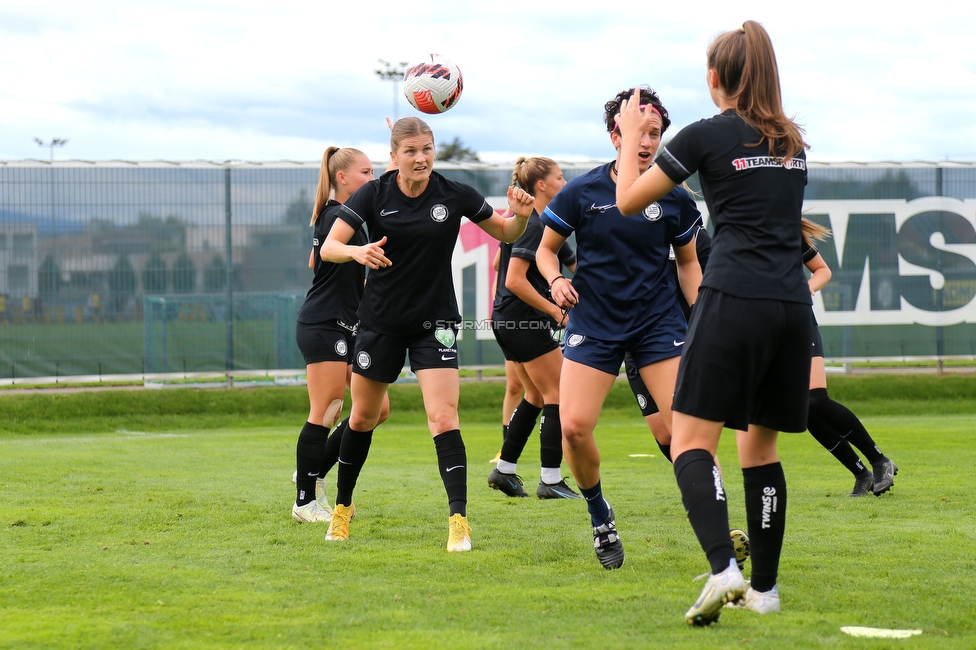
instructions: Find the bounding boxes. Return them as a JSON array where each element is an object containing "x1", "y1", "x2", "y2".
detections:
[
  {"x1": 656, "y1": 109, "x2": 810, "y2": 304},
  {"x1": 541, "y1": 162, "x2": 701, "y2": 341},
  {"x1": 338, "y1": 170, "x2": 495, "y2": 336},
  {"x1": 492, "y1": 212, "x2": 562, "y2": 322},
  {"x1": 296, "y1": 200, "x2": 367, "y2": 325}
]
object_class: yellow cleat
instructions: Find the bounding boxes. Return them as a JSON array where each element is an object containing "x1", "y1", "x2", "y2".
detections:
[
  {"x1": 325, "y1": 503, "x2": 352, "y2": 541},
  {"x1": 446, "y1": 514, "x2": 472, "y2": 552}
]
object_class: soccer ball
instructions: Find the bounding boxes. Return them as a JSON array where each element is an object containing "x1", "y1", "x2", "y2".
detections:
[
  {"x1": 403, "y1": 54, "x2": 463, "y2": 114},
  {"x1": 730, "y1": 528, "x2": 750, "y2": 570}
]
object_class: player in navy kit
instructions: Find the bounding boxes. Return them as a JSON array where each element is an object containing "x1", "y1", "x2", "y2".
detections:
[
  {"x1": 292, "y1": 146, "x2": 389, "y2": 524},
  {"x1": 538, "y1": 86, "x2": 702, "y2": 570},
  {"x1": 488, "y1": 157, "x2": 580, "y2": 500},
  {"x1": 616, "y1": 21, "x2": 811, "y2": 624},
  {"x1": 321, "y1": 116, "x2": 534, "y2": 551},
  {"x1": 800, "y1": 224, "x2": 898, "y2": 497}
]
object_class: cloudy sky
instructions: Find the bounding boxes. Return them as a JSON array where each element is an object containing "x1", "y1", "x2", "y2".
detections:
[{"x1": 1, "y1": 0, "x2": 974, "y2": 164}]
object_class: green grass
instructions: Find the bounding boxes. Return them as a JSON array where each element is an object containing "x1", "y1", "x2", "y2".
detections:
[{"x1": 1, "y1": 380, "x2": 975, "y2": 648}]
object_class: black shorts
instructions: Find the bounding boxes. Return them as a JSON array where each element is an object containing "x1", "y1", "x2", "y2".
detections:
[
  {"x1": 810, "y1": 311, "x2": 823, "y2": 358},
  {"x1": 353, "y1": 324, "x2": 460, "y2": 384},
  {"x1": 491, "y1": 317, "x2": 560, "y2": 363},
  {"x1": 624, "y1": 352, "x2": 659, "y2": 417},
  {"x1": 295, "y1": 320, "x2": 355, "y2": 365},
  {"x1": 672, "y1": 287, "x2": 812, "y2": 433}
]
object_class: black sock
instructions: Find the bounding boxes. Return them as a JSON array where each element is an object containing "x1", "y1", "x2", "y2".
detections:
[
  {"x1": 743, "y1": 462, "x2": 787, "y2": 593},
  {"x1": 674, "y1": 449, "x2": 735, "y2": 574},
  {"x1": 539, "y1": 404, "x2": 563, "y2": 472},
  {"x1": 296, "y1": 421, "x2": 329, "y2": 505},
  {"x1": 656, "y1": 441, "x2": 672, "y2": 463},
  {"x1": 500, "y1": 399, "x2": 542, "y2": 464},
  {"x1": 319, "y1": 417, "x2": 348, "y2": 478},
  {"x1": 806, "y1": 405, "x2": 866, "y2": 476},
  {"x1": 809, "y1": 388, "x2": 883, "y2": 464},
  {"x1": 434, "y1": 429, "x2": 467, "y2": 517},
  {"x1": 334, "y1": 425, "x2": 374, "y2": 507}
]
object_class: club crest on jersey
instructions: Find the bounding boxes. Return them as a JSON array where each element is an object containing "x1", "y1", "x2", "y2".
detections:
[
  {"x1": 637, "y1": 394, "x2": 647, "y2": 410},
  {"x1": 335, "y1": 340, "x2": 347, "y2": 356},
  {"x1": 357, "y1": 351, "x2": 371, "y2": 369},
  {"x1": 430, "y1": 204, "x2": 449, "y2": 222},
  {"x1": 434, "y1": 328, "x2": 456, "y2": 348},
  {"x1": 566, "y1": 334, "x2": 585, "y2": 347},
  {"x1": 642, "y1": 203, "x2": 663, "y2": 221}
]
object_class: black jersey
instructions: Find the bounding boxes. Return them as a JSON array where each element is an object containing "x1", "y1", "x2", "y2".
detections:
[
  {"x1": 492, "y1": 212, "x2": 575, "y2": 322},
  {"x1": 338, "y1": 170, "x2": 495, "y2": 336},
  {"x1": 296, "y1": 200, "x2": 367, "y2": 326},
  {"x1": 656, "y1": 109, "x2": 811, "y2": 305}
]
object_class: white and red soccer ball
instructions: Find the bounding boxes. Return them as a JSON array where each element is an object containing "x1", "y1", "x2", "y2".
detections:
[{"x1": 403, "y1": 55, "x2": 463, "y2": 115}]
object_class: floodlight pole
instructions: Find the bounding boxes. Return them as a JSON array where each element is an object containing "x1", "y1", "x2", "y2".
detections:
[
  {"x1": 374, "y1": 59, "x2": 408, "y2": 121},
  {"x1": 34, "y1": 138, "x2": 69, "y2": 301}
]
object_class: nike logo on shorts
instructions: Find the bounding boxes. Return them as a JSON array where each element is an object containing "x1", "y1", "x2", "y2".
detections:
[
  {"x1": 380, "y1": 209, "x2": 398, "y2": 216},
  {"x1": 441, "y1": 355, "x2": 456, "y2": 361},
  {"x1": 673, "y1": 340, "x2": 685, "y2": 346}
]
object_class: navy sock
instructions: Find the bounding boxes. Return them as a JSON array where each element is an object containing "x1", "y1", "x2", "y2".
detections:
[
  {"x1": 539, "y1": 404, "x2": 563, "y2": 471},
  {"x1": 579, "y1": 481, "x2": 610, "y2": 527},
  {"x1": 334, "y1": 425, "x2": 373, "y2": 507},
  {"x1": 743, "y1": 462, "x2": 787, "y2": 593},
  {"x1": 500, "y1": 399, "x2": 542, "y2": 464},
  {"x1": 674, "y1": 449, "x2": 735, "y2": 574},
  {"x1": 434, "y1": 429, "x2": 467, "y2": 517},
  {"x1": 656, "y1": 440, "x2": 672, "y2": 463},
  {"x1": 296, "y1": 421, "x2": 329, "y2": 505}
]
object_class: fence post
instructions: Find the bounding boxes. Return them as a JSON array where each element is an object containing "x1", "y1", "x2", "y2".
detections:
[
  {"x1": 935, "y1": 165, "x2": 944, "y2": 373},
  {"x1": 225, "y1": 167, "x2": 234, "y2": 386}
]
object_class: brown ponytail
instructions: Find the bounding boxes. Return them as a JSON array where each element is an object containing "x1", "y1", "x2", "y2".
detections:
[
  {"x1": 310, "y1": 146, "x2": 366, "y2": 225},
  {"x1": 707, "y1": 20, "x2": 808, "y2": 160}
]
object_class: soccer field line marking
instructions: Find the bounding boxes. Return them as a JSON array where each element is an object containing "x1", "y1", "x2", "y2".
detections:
[
  {"x1": 0, "y1": 432, "x2": 191, "y2": 446},
  {"x1": 840, "y1": 627, "x2": 922, "y2": 639},
  {"x1": 628, "y1": 454, "x2": 656, "y2": 457}
]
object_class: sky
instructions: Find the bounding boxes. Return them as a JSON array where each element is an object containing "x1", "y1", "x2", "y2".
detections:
[{"x1": 1, "y1": 0, "x2": 975, "y2": 165}]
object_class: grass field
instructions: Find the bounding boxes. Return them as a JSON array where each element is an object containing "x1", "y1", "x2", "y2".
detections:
[{"x1": 2, "y1": 379, "x2": 975, "y2": 648}]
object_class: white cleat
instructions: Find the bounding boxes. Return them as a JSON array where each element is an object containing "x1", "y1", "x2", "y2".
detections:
[{"x1": 292, "y1": 500, "x2": 332, "y2": 523}]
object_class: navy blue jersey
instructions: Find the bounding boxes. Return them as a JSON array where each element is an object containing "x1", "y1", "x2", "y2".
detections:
[
  {"x1": 541, "y1": 162, "x2": 701, "y2": 341},
  {"x1": 338, "y1": 170, "x2": 494, "y2": 336},
  {"x1": 656, "y1": 109, "x2": 810, "y2": 304},
  {"x1": 296, "y1": 200, "x2": 367, "y2": 325}
]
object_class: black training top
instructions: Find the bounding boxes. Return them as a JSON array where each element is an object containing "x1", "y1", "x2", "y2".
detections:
[
  {"x1": 296, "y1": 200, "x2": 367, "y2": 326},
  {"x1": 492, "y1": 211, "x2": 576, "y2": 322},
  {"x1": 656, "y1": 109, "x2": 811, "y2": 305},
  {"x1": 338, "y1": 170, "x2": 495, "y2": 336}
]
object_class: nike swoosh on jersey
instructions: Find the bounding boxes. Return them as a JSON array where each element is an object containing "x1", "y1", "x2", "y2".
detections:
[
  {"x1": 587, "y1": 202, "x2": 616, "y2": 213},
  {"x1": 379, "y1": 209, "x2": 398, "y2": 216},
  {"x1": 673, "y1": 340, "x2": 685, "y2": 346}
]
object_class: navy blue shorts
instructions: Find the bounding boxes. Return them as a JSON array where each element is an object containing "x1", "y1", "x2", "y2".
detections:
[
  {"x1": 353, "y1": 325, "x2": 460, "y2": 384},
  {"x1": 673, "y1": 287, "x2": 812, "y2": 433},
  {"x1": 295, "y1": 320, "x2": 355, "y2": 365},
  {"x1": 562, "y1": 304, "x2": 687, "y2": 376}
]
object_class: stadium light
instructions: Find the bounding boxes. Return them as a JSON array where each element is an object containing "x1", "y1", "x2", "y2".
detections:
[
  {"x1": 34, "y1": 137, "x2": 69, "y2": 162},
  {"x1": 374, "y1": 60, "x2": 409, "y2": 120}
]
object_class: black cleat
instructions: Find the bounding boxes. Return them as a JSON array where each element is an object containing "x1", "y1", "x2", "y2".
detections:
[
  {"x1": 488, "y1": 468, "x2": 529, "y2": 497},
  {"x1": 593, "y1": 507, "x2": 624, "y2": 569},
  {"x1": 848, "y1": 469, "x2": 874, "y2": 497},
  {"x1": 537, "y1": 478, "x2": 582, "y2": 499},
  {"x1": 872, "y1": 458, "x2": 897, "y2": 496}
]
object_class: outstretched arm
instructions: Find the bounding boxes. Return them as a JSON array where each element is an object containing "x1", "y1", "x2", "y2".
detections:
[{"x1": 475, "y1": 186, "x2": 534, "y2": 243}]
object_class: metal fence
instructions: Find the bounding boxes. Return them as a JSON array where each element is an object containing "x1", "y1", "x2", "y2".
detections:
[{"x1": 2, "y1": 160, "x2": 975, "y2": 380}]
